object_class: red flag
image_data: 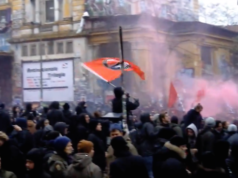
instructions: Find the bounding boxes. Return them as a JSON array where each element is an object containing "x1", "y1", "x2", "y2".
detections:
[
  {"x1": 168, "y1": 82, "x2": 178, "y2": 108},
  {"x1": 81, "y1": 58, "x2": 145, "y2": 82},
  {"x1": 196, "y1": 88, "x2": 205, "y2": 102}
]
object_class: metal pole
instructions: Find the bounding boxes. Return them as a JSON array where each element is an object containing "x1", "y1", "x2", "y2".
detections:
[
  {"x1": 39, "y1": 1, "x2": 43, "y2": 107},
  {"x1": 119, "y1": 26, "x2": 128, "y2": 133}
]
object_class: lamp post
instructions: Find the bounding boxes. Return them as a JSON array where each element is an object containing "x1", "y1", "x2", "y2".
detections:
[{"x1": 31, "y1": 21, "x2": 43, "y2": 107}]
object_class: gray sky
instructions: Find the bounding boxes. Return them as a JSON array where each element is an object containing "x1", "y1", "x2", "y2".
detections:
[{"x1": 199, "y1": 0, "x2": 238, "y2": 25}]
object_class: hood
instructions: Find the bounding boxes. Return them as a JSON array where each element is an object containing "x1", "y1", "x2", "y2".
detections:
[
  {"x1": 76, "y1": 113, "x2": 88, "y2": 126},
  {"x1": 186, "y1": 123, "x2": 198, "y2": 137},
  {"x1": 54, "y1": 122, "x2": 68, "y2": 135},
  {"x1": 26, "y1": 148, "x2": 44, "y2": 172},
  {"x1": 72, "y1": 153, "x2": 92, "y2": 170},
  {"x1": 140, "y1": 113, "x2": 151, "y2": 123},
  {"x1": 26, "y1": 103, "x2": 32, "y2": 111},
  {"x1": 63, "y1": 103, "x2": 70, "y2": 110},
  {"x1": 113, "y1": 87, "x2": 124, "y2": 99},
  {"x1": 16, "y1": 118, "x2": 27, "y2": 129},
  {"x1": 50, "y1": 101, "x2": 60, "y2": 110}
]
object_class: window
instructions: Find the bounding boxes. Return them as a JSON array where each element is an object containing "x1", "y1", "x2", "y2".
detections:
[
  {"x1": 66, "y1": 41, "x2": 73, "y2": 53},
  {"x1": 47, "y1": 42, "x2": 54, "y2": 54},
  {"x1": 57, "y1": 42, "x2": 64, "y2": 54},
  {"x1": 45, "y1": 0, "x2": 55, "y2": 22},
  {"x1": 39, "y1": 43, "x2": 45, "y2": 55},
  {"x1": 30, "y1": 44, "x2": 37, "y2": 56},
  {"x1": 201, "y1": 46, "x2": 213, "y2": 65},
  {"x1": 22, "y1": 45, "x2": 28, "y2": 56}
]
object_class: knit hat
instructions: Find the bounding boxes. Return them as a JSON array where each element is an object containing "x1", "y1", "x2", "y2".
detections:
[
  {"x1": 110, "y1": 123, "x2": 123, "y2": 132},
  {"x1": 205, "y1": 117, "x2": 216, "y2": 127},
  {"x1": 170, "y1": 136, "x2": 186, "y2": 147},
  {"x1": 228, "y1": 124, "x2": 237, "y2": 132},
  {"x1": 77, "y1": 140, "x2": 94, "y2": 153},
  {"x1": 111, "y1": 136, "x2": 129, "y2": 152},
  {"x1": 54, "y1": 136, "x2": 71, "y2": 152}
]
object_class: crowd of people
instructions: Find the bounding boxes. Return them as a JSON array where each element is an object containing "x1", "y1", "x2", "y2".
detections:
[{"x1": 0, "y1": 87, "x2": 237, "y2": 178}]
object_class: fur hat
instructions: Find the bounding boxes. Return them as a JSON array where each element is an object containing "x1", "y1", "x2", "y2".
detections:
[{"x1": 0, "y1": 131, "x2": 8, "y2": 141}]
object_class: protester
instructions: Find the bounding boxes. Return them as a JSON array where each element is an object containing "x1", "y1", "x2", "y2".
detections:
[
  {"x1": 48, "y1": 136, "x2": 73, "y2": 178},
  {"x1": 47, "y1": 101, "x2": 65, "y2": 126},
  {"x1": 183, "y1": 103, "x2": 203, "y2": 130},
  {"x1": 88, "y1": 120, "x2": 106, "y2": 171},
  {"x1": 26, "y1": 148, "x2": 51, "y2": 178},
  {"x1": 67, "y1": 140, "x2": 102, "y2": 178},
  {"x1": 109, "y1": 136, "x2": 149, "y2": 178},
  {"x1": 106, "y1": 123, "x2": 138, "y2": 172},
  {"x1": 170, "y1": 116, "x2": 183, "y2": 137},
  {"x1": 62, "y1": 103, "x2": 72, "y2": 124}
]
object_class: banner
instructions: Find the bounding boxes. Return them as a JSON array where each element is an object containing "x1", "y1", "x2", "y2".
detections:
[{"x1": 22, "y1": 59, "x2": 74, "y2": 102}]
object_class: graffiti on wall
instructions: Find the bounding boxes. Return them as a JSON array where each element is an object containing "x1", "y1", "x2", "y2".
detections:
[{"x1": 85, "y1": 0, "x2": 131, "y2": 16}]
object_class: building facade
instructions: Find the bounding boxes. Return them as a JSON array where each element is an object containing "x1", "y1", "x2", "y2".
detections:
[{"x1": 8, "y1": 0, "x2": 238, "y2": 105}]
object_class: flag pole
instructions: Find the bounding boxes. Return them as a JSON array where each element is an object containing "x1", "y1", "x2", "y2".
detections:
[{"x1": 119, "y1": 26, "x2": 129, "y2": 134}]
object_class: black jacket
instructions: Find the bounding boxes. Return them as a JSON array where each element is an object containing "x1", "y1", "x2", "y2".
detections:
[
  {"x1": 110, "y1": 152, "x2": 149, "y2": 178},
  {"x1": 138, "y1": 113, "x2": 158, "y2": 156},
  {"x1": 0, "y1": 141, "x2": 26, "y2": 178},
  {"x1": 112, "y1": 87, "x2": 139, "y2": 114},
  {"x1": 0, "y1": 109, "x2": 13, "y2": 135},
  {"x1": 184, "y1": 109, "x2": 202, "y2": 130},
  {"x1": 88, "y1": 132, "x2": 106, "y2": 171}
]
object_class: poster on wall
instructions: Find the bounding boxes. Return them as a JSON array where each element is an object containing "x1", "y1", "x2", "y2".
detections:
[{"x1": 22, "y1": 60, "x2": 74, "y2": 102}]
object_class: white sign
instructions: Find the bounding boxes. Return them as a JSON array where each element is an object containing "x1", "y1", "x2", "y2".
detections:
[{"x1": 22, "y1": 60, "x2": 74, "y2": 102}]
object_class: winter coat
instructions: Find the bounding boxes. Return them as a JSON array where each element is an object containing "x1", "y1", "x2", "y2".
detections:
[
  {"x1": 196, "y1": 127, "x2": 216, "y2": 154},
  {"x1": 48, "y1": 154, "x2": 68, "y2": 178},
  {"x1": 10, "y1": 129, "x2": 35, "y2": 155},
  {"x1": 0, "y1": 141, "x2": 26, "y2": 178},
  {"x1": 109, "y1": 152, "x2": 149, "y2": 178},
  {"x1": 0, "y1": 109, "x2": 13, "y2": 135},
  {"x1": 193, "y1": 165, "x2": 228, "y2": 178},
  {"x1": 158, "y1": 158, "x2": 189, "y2": 178},
  {"x1": 0, "y1": 170, "x2": 17, "y2": 178},
  {"x1": 184, "y1": 109, "x2": 203, "y2": 130},
  {"x1": 171, "y1": 123, "x2": 183, "y2": 137},
  {"x1": 107, "y1": 135, "x2": 138, "y2": 172},
  {"x1": 228, "y1": 133, "x2": 238, "y2": 146},
  {"x1": 88, "y1": 132, "x2": 106, "y2": 171},
  {"x1": 67, "y1": 153, "x2": 102, "y2": 178},
  {"x1": 47, "y1": 110, "x2": 65, "y2": 126},
  {"x1": 112, "y1": 87, "x2": 139, "y2": 115},
  {"x1": 153, "y1": 141, "x2": 187, "y2": 178},
  {"x1": 138, "y1": 114, "x2": 158, "y2": 156},
  {"x1": 47, "y1": 102, "x2": 65, "y2": 126}
]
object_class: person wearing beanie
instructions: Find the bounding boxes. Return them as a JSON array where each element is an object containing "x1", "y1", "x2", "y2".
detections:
[
  {"x1": 109, "y1": 136, "x2": 149, "y2": 178},
  {"x1": 88, "y1": 120, "x2": 106, "y2": 172},
  {"x1": 153, "y1": 136, "x2": 188, "y2": 178},
  {"x1": 66, "y1": 140, "x2": 102, "y2": 178},
  {"x1": 196, "y1": 117, "x2": 216, "y2": 154},
  {"x1": 26, "y1": 148, "x2": 51, "y2": 178},
  {"x1": 48, "y1": 136, "x2": 73, "y2": 178},
  {"x1": 106, "y1": 123, "x2": 138, "y2": 174}
]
